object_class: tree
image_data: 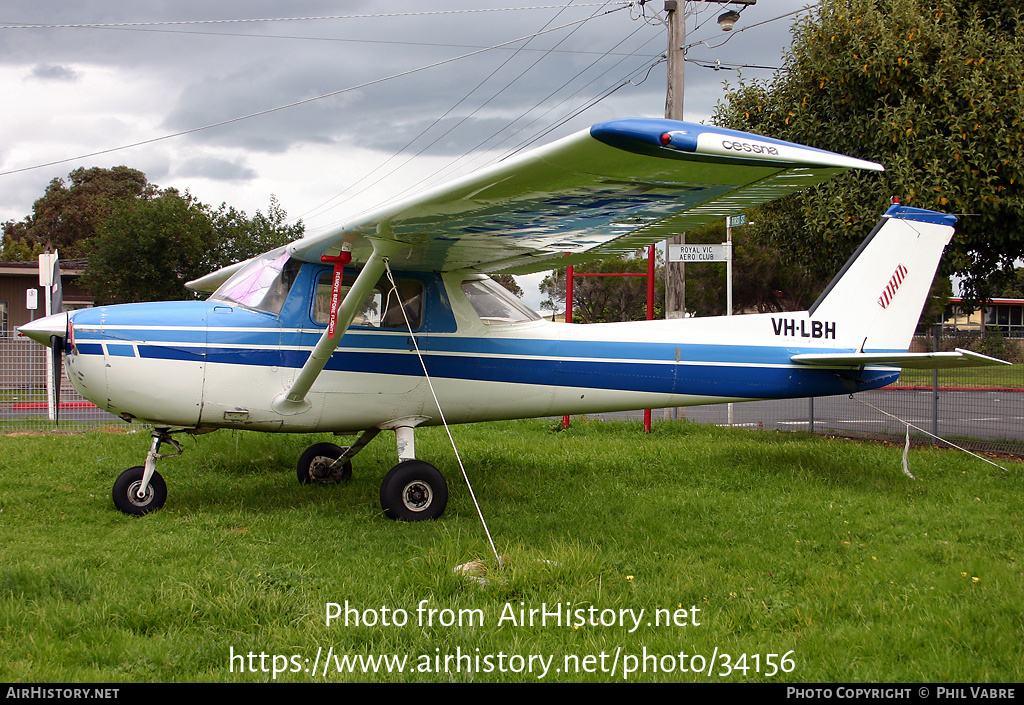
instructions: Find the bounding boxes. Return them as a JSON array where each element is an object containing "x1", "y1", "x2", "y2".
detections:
[
  {"x1": 0, "y1": 233, "x2": 45, "y2": 262},
  {"x1": 82, "y1": 191, "x2": 307, "y2": 303},
  {"x1": 682, "y1": 215, "x2": 828, "y2": 316},
  {"x1": 4, "y1": 166, "x2": 306, "y2": 302},
  {"x1": 540, "y1": 251, "x2": 662, "y2": 323},
  {"x1": 713, "y1": 0, "x2": 1024, "y2": 307},
  {"x1": 206, "y1": 195, "x2": 305, "y2": 270},
  {"x1": 2, "y1": 166, "x2": 152, "y2": 258},
  {"x1": 490, "y1": 273, "x2": 524, "y2": 298},
  {"x1": 80, "y1": 189, "x2": 218, "y2": 303},
  {"x1": 996, "y1": 266, "x2": 1024, "y2": 299}
]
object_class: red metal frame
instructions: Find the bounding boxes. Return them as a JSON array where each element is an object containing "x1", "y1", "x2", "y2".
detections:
[{"x1": 563, "y1": 245, "x2": 657, "y2": 432}]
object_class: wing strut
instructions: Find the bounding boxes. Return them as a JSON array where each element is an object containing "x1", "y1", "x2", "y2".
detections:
[{"x1": 273, "y1": 237, "x2": 407, "y2": 415}]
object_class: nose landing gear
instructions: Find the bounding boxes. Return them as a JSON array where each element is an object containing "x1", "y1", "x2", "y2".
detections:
[{"x1": 111, "y1": 427, "x2": 183, "y2": 516}]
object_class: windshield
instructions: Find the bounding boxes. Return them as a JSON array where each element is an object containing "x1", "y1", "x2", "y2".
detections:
[{"x1": 210, "y1": 249, "x2": 299, "y2": 315}]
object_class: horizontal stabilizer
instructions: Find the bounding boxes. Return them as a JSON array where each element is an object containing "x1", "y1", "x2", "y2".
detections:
[{"x1": 791, "y1": 348, "x2": 1011, "y2": 369}]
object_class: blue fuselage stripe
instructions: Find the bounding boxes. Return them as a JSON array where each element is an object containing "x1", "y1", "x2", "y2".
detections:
[{"x1": 71, "y1": 328, "x2": 896, "y2": 398}]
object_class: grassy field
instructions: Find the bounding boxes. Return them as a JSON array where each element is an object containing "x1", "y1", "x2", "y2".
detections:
[
  {"x1": 1, "y1": 419, "x2": 1021, "y2": 683},
  {"x1": 895, "y1": 363, "x2": 1024, "y2": 389}
]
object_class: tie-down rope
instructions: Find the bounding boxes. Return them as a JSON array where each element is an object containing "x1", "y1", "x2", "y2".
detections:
[
  {"x1": 382, "y1": 259, "x2": 501, "y2": 565},
  {"x1": 851, "y1": 395, "x2": 1009, "y2": 475}
]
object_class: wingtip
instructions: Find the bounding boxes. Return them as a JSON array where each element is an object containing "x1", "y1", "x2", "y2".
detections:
[{"x1": 591, "y1": 117, "x2": 885, "y2": 172}]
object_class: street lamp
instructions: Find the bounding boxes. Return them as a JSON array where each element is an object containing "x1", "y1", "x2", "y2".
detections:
[{"x1": 717, "y1": 10, "x2": 741, "y2": 31}]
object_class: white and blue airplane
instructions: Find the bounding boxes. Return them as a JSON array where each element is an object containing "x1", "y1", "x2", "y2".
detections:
[{"x1": 18, "y1": 118, "x2": 1007, "y2": 521}]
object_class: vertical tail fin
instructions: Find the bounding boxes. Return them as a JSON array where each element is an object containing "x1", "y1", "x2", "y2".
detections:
[{"x1": 809, "y1": 205, "x2": 956, "y2": 352}]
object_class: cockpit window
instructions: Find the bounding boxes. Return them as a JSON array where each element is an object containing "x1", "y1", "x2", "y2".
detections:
[
  {"x1": 313, "y1": 272, "x2": 424, "y2": 330},
  {"x1": 461, "y1": 278, "x2": 540, "y2": 325},
  {"x1": 211, "y1": 249, "x2": 299, "y2": 315}
]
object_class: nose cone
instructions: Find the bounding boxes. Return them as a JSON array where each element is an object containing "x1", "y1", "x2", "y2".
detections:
[{"x1": 17, "y1": 312, "x2": 69, "y2": 346}]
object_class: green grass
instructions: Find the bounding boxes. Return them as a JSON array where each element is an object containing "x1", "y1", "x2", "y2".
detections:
[
  {"x1": 1, "y1": 420, "x2": 1021, "y2": 683},
  {"x1": 895, "y1": 363, "x2": 1024, "y2": 389}
]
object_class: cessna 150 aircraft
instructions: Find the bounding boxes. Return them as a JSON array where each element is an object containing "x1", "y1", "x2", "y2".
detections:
[{"x1": 19, "y1": 118, "x2": 1006, "y2": 521}]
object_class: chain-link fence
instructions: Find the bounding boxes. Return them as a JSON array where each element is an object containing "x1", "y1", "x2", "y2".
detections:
[
  {"x1": 813, "y1": 331, "x2": 1024, "y2": 455},
  {"x1": 4, "y1": 330, "x2": 1023, "y2": 456},
  {"x1": 661, "y1": 378, "x2": 1024, "y2": 457},
  {"x1": 606, "y1": 333, "x2": 1024, "y2": 457},
  {"x1": 0, "y1": 332, "x2": 129, "y2": 432}
]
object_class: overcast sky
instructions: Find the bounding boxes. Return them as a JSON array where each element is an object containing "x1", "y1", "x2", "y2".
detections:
[{"x1": 1, "y1": 0, "x2": 814, "y2": 307}]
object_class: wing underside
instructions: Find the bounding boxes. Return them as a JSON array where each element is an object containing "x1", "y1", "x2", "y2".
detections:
[{"x1": 278, "y1": 118, "x2": 883, "y2": 275}]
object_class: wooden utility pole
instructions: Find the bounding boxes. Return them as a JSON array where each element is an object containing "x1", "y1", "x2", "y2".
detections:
[
  {"x1": 662, "y1": 1, "x2": 756, "y2": 320},
  {"x1": 664, "y1": 0, "x2": 686, "y2": 122},
  {"x1": 663, "y1": 0, "x2": 686, "y2": 318}
]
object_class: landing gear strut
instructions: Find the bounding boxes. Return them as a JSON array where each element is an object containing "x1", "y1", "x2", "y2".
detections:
[
  {"x1": 112, "y1": 427, "x2": 183, "y2": 515},
  {"x1": 295, "y1": 419, "x2": 448, "y2": 521},
  {"x1": 295, "y1": 428, "x2": 379, "y2": 485}
]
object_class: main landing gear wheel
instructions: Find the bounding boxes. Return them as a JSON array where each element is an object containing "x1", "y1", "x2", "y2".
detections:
[
  {"x1": 297, "y1": 443, "x2": 352, "y2": 485},
  {"x1": 112, "y1": 466, "x2": 167, "y2": 516},
  {"x1": 379, "y1": 460, "x2": 448, "y2": 521}
]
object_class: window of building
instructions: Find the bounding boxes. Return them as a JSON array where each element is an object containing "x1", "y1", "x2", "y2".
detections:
[{"x1": 984, "y1": 304, "x2": 1024, "y2": 338}]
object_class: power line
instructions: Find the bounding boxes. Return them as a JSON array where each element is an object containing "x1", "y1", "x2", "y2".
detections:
[
  {"x1": 360, "y1": 2, "x2": 629, "y2": 205},
  {"x1": 686, "y1": 57, "x2": 779, "y2": 71},
  {"x1": 501, "y1": 53, "x2": 664, "y2": 157},
  {"x1": 684, "y1": 3, "x2": 818, "y2": 52},
  {"x1": 28, "y1": 23, "x2": 650, "y2": 57},
  {"x1": 459, "y1": 31, "x2": 664, "y2": 171},
  {"x1": 0, "y1": 7, "x2": 628, "y2": 179},
  {"x1": 313, "y1": 8, "x2": 660, "y2": 229},
  {"x1": 0, "y1": 5, "x2": 625, "y2": 31},
  {"x1": 297, "y1": 1, "x2": 589, "y2": 223}
]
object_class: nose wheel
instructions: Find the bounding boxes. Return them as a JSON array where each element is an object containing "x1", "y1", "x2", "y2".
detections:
[
  {"x1": 112, "y1": 466, "x2": 167, "y2": 515},
  {"x1": 111, "y1": 427, "x2": 182, "y2": 516}
]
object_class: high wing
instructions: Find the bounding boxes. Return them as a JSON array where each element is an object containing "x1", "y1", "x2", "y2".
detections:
[
  {"x1": 289, "y1": 117, "x2": 883, "y2": 274},
  {"x1": 188, "y1": 118, "x2": 882, "y2": 292},
  {"x1": 791, "y1": 349, "x2": 1011, "y2": 370}
]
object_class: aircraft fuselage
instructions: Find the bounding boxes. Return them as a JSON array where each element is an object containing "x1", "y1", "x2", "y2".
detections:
[{"x1": 59, "y1": 264, "x2": 894, "y2": 433}]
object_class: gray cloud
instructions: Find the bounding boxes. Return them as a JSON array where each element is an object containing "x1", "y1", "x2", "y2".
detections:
[
  {"x1": 0, "y1": 0, "x2": 810, "y2": 225},
  {"x1": 175, "y1": 155, "x2": 258, "y2": 182},
  {"x1": 28, "y1": 63, "x2": 81, "y2": 82}
]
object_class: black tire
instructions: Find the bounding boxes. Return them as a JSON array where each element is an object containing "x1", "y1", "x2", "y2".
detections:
[
  {"x1": 297, "y1": 443, "x2": 352, "y2": 485},
  {"x1": 379, "y1": 460, "x2": 448, "y2": 521},
  {"x1": 112, "y1": 466, "x2": 167, "y2": 516}
]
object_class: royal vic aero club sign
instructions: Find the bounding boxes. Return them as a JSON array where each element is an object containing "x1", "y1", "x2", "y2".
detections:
[{"x1": 668, "y1": 243, "x2": 730, "y2": 263}]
